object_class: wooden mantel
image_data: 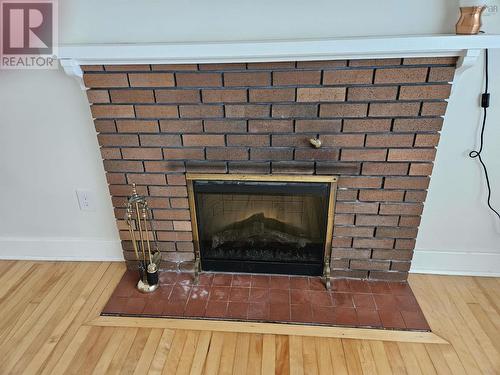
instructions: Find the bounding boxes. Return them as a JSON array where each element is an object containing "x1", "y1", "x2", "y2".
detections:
[{"x1": 58, "y1": 34, "x2": 500, "y2": 87}]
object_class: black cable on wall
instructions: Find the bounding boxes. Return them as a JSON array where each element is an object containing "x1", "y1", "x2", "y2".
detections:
[{"x1": 468, "y1": 48, "x2": 500, "y2": 220}]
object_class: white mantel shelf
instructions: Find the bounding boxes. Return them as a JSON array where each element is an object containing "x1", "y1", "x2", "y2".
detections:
[{"x1": 58, "y1": 34, "x2": 500, "y2": 86}]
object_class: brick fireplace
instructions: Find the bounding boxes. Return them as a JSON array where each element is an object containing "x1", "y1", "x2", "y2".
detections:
[{"x1": 83, "y1": 56, "x2": 457, "y2": 281}]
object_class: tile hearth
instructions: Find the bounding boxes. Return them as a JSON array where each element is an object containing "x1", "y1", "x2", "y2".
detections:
[{"x1": 102, "y1": 271, "x2": 430, "y2": 331}]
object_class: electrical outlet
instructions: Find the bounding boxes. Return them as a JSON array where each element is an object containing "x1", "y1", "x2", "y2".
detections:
[{"x1": 76, "y1": 189, "x2": 95, "y2": 211}]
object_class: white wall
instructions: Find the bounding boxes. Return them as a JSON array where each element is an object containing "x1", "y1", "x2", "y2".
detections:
[
  {"x1": 58, "y1": 0, "x2": 458, "y2": 44},
  {"x1": 412, "y1": 49, "x2": 500, "y2": 276},
  {"x1": 0, "y1": 0, "x2": 499, "y2": 273},
  {"x1": 0, "y1": 69, "x2": 123, "y2": 260}
]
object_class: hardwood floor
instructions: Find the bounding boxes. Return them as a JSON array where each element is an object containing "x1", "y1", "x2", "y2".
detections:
[{"x1": 0, "y1": 261, "x2": 499, "y2": 374}]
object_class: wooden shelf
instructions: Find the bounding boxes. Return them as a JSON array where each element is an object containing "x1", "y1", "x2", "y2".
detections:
[
  {"x1": 59, "y1": 34, "x2": 500, "y2": 65},
  {"x1": 58, "y1": 34, "x2": 500, "y2": 88}
]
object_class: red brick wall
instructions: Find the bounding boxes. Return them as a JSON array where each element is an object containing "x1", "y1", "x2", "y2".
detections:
[{"x1": 83, "y1": 57, "x2": 457, "y2": 281}]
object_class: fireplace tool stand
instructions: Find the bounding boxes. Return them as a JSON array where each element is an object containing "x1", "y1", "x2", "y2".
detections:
[{"x1": 126, "y1": 184, "x2": 161, "y2": 293}]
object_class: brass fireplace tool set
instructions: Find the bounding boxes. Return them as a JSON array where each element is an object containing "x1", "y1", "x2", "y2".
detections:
[{"x1": 126, "y1": 184, "x2": 161, "y2": 293}]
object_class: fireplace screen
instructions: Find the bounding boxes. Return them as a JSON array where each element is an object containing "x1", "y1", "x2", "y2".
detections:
[{"x1": 187, "y1": 174, "x2": 337, "y2": 277}]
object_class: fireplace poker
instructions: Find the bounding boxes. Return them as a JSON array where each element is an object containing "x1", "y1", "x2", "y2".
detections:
[{"x1": 143, "y1": 205, "x2": 159, "y2": 286}]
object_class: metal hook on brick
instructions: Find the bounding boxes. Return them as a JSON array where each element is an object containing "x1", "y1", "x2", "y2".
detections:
[{"x1": 309, "y1": 137, "x2": 322, "y2": 148}]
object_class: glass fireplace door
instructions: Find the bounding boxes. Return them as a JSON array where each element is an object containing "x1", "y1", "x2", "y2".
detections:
[{"x1": 189, "y1": 175, "x2": 335, "y2": 276}]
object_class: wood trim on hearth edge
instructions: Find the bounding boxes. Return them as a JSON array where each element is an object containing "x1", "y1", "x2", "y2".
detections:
[{"x1": 85, "y1": 315, "x2": 448, "y2": 344}]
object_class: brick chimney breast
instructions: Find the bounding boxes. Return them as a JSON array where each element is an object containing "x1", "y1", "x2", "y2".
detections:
[{"x1": 82, "y1": 57, "x2": 457, "y2": 281}]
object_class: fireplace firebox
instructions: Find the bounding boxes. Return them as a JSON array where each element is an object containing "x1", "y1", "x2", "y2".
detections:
[{"x1": 187, "y1": 174, "x2": 337, "y2": 287}]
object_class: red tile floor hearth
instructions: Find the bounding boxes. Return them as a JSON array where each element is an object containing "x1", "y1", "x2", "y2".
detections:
[{"x1": 102, "y1": 270, "x2": 430, "y2": 331}]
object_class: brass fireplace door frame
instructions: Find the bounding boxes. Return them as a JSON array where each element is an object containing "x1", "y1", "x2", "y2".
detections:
[{"x1": 186, "y1": 173, "x2": 338, "y2": 290}]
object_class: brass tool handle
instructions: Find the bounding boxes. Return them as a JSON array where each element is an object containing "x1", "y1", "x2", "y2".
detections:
[
  {"x1": 143, "y1": 205, "x2": 153, "y2": 265},
  {"x1": 135, "y1": 201, "x2": 146, "y2": 263},
  {"x1": 126, "y1": 210, "x2": 140, "y2": 261}
]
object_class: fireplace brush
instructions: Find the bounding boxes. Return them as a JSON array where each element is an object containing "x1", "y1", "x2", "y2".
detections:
[{"x1": 126, "y1": 184, "x2": 161, "y2": 293}]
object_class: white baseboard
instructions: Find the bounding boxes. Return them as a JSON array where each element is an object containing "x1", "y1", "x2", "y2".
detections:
[
  {"x1": 0, "y1": 237, "x2": 124, "y2": 261},
  {"x1": 410, "y1": 249, "x2": 500, "y2": 277}
]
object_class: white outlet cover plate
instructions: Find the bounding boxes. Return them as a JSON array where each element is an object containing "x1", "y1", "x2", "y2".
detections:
[{"x1": 76, "y1": 189, "x2": 96, "y2": 211}]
